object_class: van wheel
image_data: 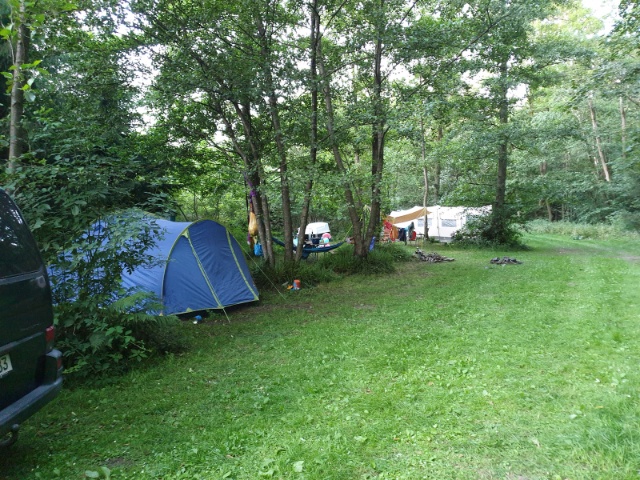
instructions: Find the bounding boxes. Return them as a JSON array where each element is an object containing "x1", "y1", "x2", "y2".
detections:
[{"x1": 0, "y1": 425, "x2": 19, "y2": 447}]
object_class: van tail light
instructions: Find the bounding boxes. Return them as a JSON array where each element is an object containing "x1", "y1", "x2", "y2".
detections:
[{"x1": 45, "y1": 325, "x2": 56, "y2": 352}]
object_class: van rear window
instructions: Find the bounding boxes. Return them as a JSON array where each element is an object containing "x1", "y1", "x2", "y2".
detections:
[{"x1": 0, "y1": 191, "x2": 41, "y2": 277}]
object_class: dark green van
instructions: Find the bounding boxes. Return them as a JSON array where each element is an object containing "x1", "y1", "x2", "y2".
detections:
[{"x1": 0, "y1": 188, "x2": 62, "y2": 447}]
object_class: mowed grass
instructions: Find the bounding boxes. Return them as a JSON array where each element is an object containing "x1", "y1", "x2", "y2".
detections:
[{"x1": 2, "y1": 234, "x2": 640, "y2": 479}]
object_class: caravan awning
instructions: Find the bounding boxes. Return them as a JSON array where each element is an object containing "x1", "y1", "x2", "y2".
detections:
[{"x1": 386, "y1": 206, "x2": 431, "y2": 225}]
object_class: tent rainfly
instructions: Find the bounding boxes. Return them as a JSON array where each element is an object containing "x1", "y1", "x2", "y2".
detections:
[
  {"x1": 122, "y1": 219, "x2": 259, "y2": 315},
  {"x1": 386, "y1": 206, "x2": 430, "y2": 225},
  {"x1": 386, "y1": 205, "x2": 491, "y2": 240}
]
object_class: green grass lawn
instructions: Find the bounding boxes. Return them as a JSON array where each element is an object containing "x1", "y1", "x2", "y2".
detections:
[{"x1": 2, "y1": 233, "x2": 640, "y2": 480}]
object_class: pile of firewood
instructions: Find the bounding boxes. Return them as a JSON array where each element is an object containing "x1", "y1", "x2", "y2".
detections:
[
  {"x1": 490, "y1": 256, "x2": 523, "y2": 265},
  {"x1": 414, "y1": 248, "x2": 455, "y2": 262}
]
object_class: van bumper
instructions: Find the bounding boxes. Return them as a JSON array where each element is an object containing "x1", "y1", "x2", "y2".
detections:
[{"x1": 0, "y1": 349, "x2": 63, "y2": 438}]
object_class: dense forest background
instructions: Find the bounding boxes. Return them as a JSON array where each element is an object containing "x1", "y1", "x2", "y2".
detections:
[
  {"x1": 2, "y1": 0, "x2": 638, "y2": 259},
  {"x1": 0, "y1": 0, "x2": 637, "y2": 376}
]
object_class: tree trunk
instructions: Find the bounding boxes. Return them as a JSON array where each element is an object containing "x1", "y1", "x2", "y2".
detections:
[
  {"x1": 316, "y1": 0, "x2": 389, "y2": 259},
  {"x1": 420, "y1": 115, "x2": 429, "y2": 240},
  {"x1": 7, "y1": 0, "x2": 28, "y2": 174},
  {"x1": 545, "y1": 200, "x2": 552, "y2": 222},
  {"x1": 422, "y1": 167, "x2": 429, "y2": 241},
  {"x1": 192, "y1": 192, "x2": 198, "y2": 218},
  {"x1": 434, "y1": 125, "x2": 442, "y2": 204},
  {"x1": 295, "y1": 0, "x2": 320, "y2": 262},
  {"x1": 257, "y1": 18, "x2": 294, "y2": 262},
  {"x1": 316, "y1": 32, "x2": 364, "y2": 255},
  {"x1": 619, "y1": 97, "x2": 626, "y2": 160},
  {"x1": 491, "y1": 60, "x2": 509, "y2": 240},
  {"x1": 588, "y1": 97, "x2": 611, "y2": 182},
  {"x1": 539, "y1": 160, "x2": 551, "y2": 221},
  {"x1": 363, "y1": 14, "x2": 386, "y2": 258},
  {"x1": 225, "y1": 101, "x2": 276, "y2": 267}
]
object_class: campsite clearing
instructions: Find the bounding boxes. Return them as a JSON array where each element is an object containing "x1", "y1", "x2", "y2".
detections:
[{"x1": 2, "y1": 233, "x2": 640, "y2": 479}]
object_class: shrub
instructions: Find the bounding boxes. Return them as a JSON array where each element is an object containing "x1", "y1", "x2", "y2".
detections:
[
  {"x1": 49, "y1": 212, "x2": 188, "y2": 379},
  {"x1": 318, "y1": 242, "x2": 410, "y2": 274},
  {"x1": 55, "y1": 293, "x2": 182, "y2": 379},
  {"x1": 525, "y1": 219, "x2": 640, "y2": 240},
  {"x1": 451, "y1": 210, "x2": 524, "y2": 248},
  {"x1": 250, "y1": 255, "x2": 341, "y2": 290},
  {"x1": 132, "y1": 317, "x2": 192, "y2": 355},
  {"x1": 249, "y1": 242, "x2": 409, "y2": 290},
  {"x1": 608, "y1": 210, "x2": 640, "y2": 234}
]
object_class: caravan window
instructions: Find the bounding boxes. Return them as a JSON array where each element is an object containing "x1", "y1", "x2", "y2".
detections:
[
  {"x1": 441, "y1": 219, "x2": 457, "y2": 228},
  {"x1": 427, "y1": 218, "x2": 433, "y2": 227},
  {"x1": 417, "y1": 218, "x2": 424, "y2": 228}
]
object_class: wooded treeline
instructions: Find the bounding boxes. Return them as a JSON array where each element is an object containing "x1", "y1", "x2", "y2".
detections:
[
  {"x1": 1, "y1": 0, "x2": 639, "y2": 260},
  {"x1": 0, "y1": 0, "x2": 637, "y2": 377}
]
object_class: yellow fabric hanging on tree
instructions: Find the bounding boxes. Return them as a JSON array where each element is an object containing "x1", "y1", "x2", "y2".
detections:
[{"x1": 248, "y1": 211, "x2": 258, "y2": 236}]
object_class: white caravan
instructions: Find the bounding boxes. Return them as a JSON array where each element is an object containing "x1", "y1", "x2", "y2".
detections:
[{"x1": 389, "y1": 205, "x2": 491, "y2": 241}]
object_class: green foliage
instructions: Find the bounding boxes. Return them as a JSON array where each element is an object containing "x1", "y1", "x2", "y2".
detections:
[
  {"x1": 317, "y1": 243, "x2": 412, "y2": 275},
  {"x1": 3, "y1": 234, "x2": 640, "y2": 478},
  {"x1": 0, "y1": 21, "x2": 181, "y2": 379},
  {"x1": 47, "y1": 212, "x2": 184, "y2": 379},
  {"x1": 250, "y1": 242, "x2": 412, "y2": 290},
  {"x1": 250, "y1": 256, "x2": 341, "y2": 291},
  {"x1": 526, "y1": 219, "x2": 640, "y2": 240},
  {"x1": 131, "y1": 317, "x2": 192, "y2": 356},
  {"x1": 55, "y1": 294, "x2": 176, "y2": 379},
  {"x1": 6, "y1": 147, "x2": 172, "y2": 260},
  {"x1": 451, "y1": 210, "x2": 524, "y2": 248}
]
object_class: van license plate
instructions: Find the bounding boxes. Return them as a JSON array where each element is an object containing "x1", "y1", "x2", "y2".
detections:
[{"x1": 0, "y1": 354, "x2": 13, "y2": 378}]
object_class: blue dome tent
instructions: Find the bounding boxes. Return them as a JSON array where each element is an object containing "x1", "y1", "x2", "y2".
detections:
[{"x1": 122, "y1": 219, "x2": 259, "y2": 315}]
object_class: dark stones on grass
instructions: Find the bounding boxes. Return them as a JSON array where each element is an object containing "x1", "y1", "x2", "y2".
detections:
[
  {"x1": 490, "y1": 256, "x2": 523, "y2": 265},
  {"x1": 414, "y1": 248, "x2": 455, "y2": 262}
]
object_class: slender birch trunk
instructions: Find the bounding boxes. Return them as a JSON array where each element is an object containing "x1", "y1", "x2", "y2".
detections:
[
  {"x1": 8, "y1": 0, "x2": 28, "y2": 174},
  {"x1": 420, "y1": 116, "x2": 429, "y2": 240},
  {"x1": 434, "y1": 125, "x2": 443, "y2": 204},
  {"x1": 619, "y1": 97, "x2": 626, "y2": 160},
  {"x1": 256, "y1": 18, "x2": 294, "y2": 262},
  {"x1": 317, "y1": 35, "x2": 364, "y2": 256},
  {"x1": 588, "y1": 97, "x2": 611, "y2": 182},
  {"x1": 295, "y1": 0, "x2": 320, "y2": 262}
]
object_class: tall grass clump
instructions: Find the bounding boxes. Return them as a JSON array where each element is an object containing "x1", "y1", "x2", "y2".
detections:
[
  {"x1": 317, "y1": 242, "x2": 412, "y2": 274},
  {"x1": 451, "y1": 211, "x2": 526, "y2": 248},
  {"x1": 249, "y1": 256, "x2": 341, "y2": 290},
  {"x1": 249, "y1": 242, "x2": 412, "y2": 290},
  {"x1": 526, "y1": 219, "x2": 640, "y2": 240}
]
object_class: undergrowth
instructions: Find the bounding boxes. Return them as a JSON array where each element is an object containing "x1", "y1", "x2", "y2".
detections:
[
  {"x1": 3, "y1": 234, "x2": 640, "y2": 479},
  {"x1": 525, "y1": 219, "x2": 640, "y2": 240},
  {"x1": 249, "y1": 242, "x2": 413, "y2": 290},
  {"x1": 450, "y1": 210, "x2": 526, "y2": 248}
]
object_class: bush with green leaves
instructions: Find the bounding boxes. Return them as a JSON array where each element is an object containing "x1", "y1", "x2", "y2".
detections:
[
  {"x1": 2, "y1": 122, "x2": 182, "y2": 380},
  {"x1": 250, "y1": 242, "x2": 411, "y2": 291},
  {"x1": 318, "y1": 243, "x2": 411, "y2": 274},
  {"x1": 451, "y1": 209, "x2": 524, "y2": 248},
  {"x1": 250, "y1": 254, "x2": 341, "y2": 290},
  {"x1": 47, "y1": 212, "x2": 184, "y2": 379},
  {"x1": 525, "y1": 219, "x2": 640, "y2": 240}
]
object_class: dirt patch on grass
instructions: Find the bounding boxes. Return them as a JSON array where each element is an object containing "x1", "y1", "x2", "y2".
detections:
[
  {"x1": 620, "y1": 255, "x2": 640, "y2": 263},
  {"x1": 354, "y1": 304, "x2": 376, "y2": 310},
  {"x1": 105, "y1": 457, "x2": 134, "y2": 469},
  {"x1": 231, "y1": 302, "x2": 314, "y2": 317},
  {"x1": 555, "y1": 247, "x2": 585, "y2": 255}
]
